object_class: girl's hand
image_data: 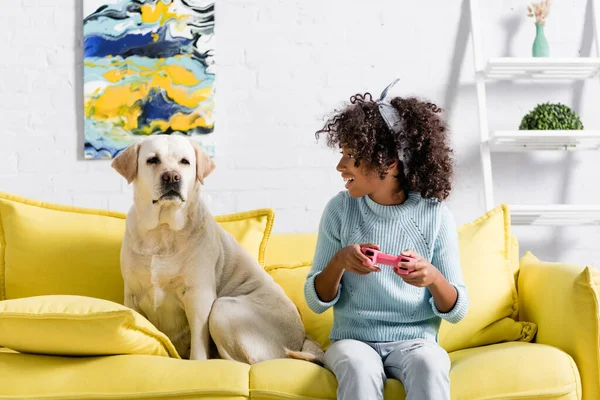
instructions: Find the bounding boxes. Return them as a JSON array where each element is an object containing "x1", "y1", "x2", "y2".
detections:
[
  {"x1": 395, "y1": 249, "x2": 442, "y2": 287},
  {"x1": 334, "y1": 243, "x2": 382, "y2": 275}
]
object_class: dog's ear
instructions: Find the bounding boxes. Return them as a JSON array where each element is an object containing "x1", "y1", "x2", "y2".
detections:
[
  {"x1": 111, "y1": 143, "x2": 140, "y2": 184},
  {"x1": 192, "y1": 141, "x2": 215, "y2": 184}
]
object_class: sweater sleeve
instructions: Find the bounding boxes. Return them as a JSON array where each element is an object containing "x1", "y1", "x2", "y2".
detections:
[
  {"x1": 304, "y1": 192, "x2": 345, "y2": 314},
  {"x1": 429, "y1": 204, "x2": 469, "y2": 324}
]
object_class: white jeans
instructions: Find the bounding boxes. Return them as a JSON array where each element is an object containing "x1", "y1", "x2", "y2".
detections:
[{"x1": 324, "y1": 338, "x2": 451, "y2": 400}]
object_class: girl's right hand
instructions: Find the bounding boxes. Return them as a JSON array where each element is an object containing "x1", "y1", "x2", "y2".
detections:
[{"x1": 335, "y1": 243, "x2": 381, "y2": 275}]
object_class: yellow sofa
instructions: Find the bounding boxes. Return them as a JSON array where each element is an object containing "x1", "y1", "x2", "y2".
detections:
[{"x1": 0, "y1": 191, "x2": 598, "y2": 400}]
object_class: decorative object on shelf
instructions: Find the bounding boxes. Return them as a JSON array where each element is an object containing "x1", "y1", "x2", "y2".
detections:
[
  {"x1": 519, "y1": 103, "x2": 583, "y2": 130},
  {"x1": 528, "y1": 0, "x2": 551, "y2": 57},
  {"x1": 82, "y1": 0, "x2": 216, "y2": 160},
  {"x1": 470, "y1": 0, "x2": 600, "y2": 226}
]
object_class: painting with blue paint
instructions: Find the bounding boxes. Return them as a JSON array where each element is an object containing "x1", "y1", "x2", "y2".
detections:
[{"x1": 83, "y1": 0, "x2": 215, "y2": 159}]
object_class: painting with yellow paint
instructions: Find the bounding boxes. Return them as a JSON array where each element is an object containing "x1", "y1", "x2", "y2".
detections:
[{"x1": 83, "y1": 0, "x2": 215, "y2": 159}]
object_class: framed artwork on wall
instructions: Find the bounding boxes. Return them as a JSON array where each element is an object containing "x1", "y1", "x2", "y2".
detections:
[{"x1": 83, "y1": 0, "x2": 215, "y2": 159}]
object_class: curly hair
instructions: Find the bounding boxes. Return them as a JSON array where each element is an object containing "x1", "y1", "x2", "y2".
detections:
[{"x1": 315, "y1": 92, "x2": 454, "y2": 201}]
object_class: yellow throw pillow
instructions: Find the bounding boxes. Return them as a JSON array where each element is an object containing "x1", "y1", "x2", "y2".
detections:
[
  {"x1": 0, "y1": 194, "x2": 126, "y2": 303},
  {"x1": 509, "y1": 234, "x2": 520, "y2": 285},
  {"x1": 519, "y1": 252, "x2": 600, "y2": 400},
  {"x1": 215, "y1": 208, "x2": 274, "y2": 267},
  {"x1": 438, "y1": 205, "x2": 537, "y2": 353},
  {"x1": 0, "y1": 191, "x2": 274, "y2": 303},
  {"x1": 0, "y1": 295, "x2": 180, "y2": 358}
]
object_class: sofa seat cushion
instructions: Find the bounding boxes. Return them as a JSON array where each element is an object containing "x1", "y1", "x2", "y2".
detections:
[
  {"x1": 249, "y1": 358, "x2": 405, "y2": 400},
  {"x1": 249, "y1": 342, "x2": 580, "y2": 400},
  {"x1": 0, "y1": 352, "x2": 249, "y2": 400},
  {"x1": 450, "y1": 342, "x2": 581, "y2": 399}
]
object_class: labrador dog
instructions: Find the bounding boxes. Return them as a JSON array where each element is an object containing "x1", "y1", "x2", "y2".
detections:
[{"x1": 111, "y1": 134, "x2": 323, "y2": 364}]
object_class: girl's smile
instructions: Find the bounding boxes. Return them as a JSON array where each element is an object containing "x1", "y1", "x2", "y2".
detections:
[
  {"x1": 342, "y1": 175, "x2": 354, "y2": 189},
  {"x1": 337, "y1": 147, "x2": 405, "y2": 205}
]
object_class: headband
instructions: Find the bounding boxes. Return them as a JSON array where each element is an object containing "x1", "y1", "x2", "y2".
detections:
[{"x1": 375, "y1": 78, "x2": 410, "y2": 176}]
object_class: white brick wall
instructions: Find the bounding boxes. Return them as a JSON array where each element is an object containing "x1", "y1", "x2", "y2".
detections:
[{"x1": 0, "y1": 0, "x2": 598, "y2": 266}]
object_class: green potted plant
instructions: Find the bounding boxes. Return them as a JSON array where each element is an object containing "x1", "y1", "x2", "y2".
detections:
[{"x1": 519, "y1": 102, "x2": 584, "y2": 130}]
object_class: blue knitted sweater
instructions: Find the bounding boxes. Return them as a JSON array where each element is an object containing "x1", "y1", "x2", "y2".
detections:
[{"x1": 304, "y1": 190, "x2": 469, "y2": 343}]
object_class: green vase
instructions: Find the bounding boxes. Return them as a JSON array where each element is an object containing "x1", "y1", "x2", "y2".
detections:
[{"x1": 532, "y1": 23, "x2": 549, "y2": 57}]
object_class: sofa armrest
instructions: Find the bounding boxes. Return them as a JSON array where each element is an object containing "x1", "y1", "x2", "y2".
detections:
[{"x1": 518, "y1": 252, "x2": 599, "y2": 400}]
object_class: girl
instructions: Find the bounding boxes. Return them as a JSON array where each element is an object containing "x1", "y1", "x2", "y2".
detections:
[{"x1": 304, "y1": 79, "x2": 469, "y2": 400}]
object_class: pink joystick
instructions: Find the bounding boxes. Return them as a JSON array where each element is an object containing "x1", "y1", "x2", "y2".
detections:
[{"x1": 360, "y1": 247, "x2": 418, "y2": 275}]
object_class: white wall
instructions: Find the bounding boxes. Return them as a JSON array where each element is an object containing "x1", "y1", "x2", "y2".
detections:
[{"x1": 0, "y1": 0, "x2": 598, "y2": 267}]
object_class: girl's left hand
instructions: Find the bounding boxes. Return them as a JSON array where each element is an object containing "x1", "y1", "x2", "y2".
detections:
[{"x1": 394, "y1": 249, "x2": 441, "y2": 288}]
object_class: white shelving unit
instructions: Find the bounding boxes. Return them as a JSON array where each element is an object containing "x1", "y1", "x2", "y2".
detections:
[
  {"x1": 485, "y1": 57, "x2": 600, "y2": 80},
  {"x1": 510, "y1": 205, "x2": 600, "y2": 226},
  {"x1": 469, "y1": 0, "x2": 600, "y2": 226},
  {"x1": 490, "y1": 130, "x2": 600, "y2": 151}
]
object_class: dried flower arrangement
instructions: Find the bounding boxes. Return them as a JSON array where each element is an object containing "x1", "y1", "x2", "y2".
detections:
[{"x1": 527, "y1": 0, "x2": 551, "y2": 25}]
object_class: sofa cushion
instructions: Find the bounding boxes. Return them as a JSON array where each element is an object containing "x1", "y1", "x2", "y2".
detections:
[
  {"x1": 450, "y1": 342, "x2": 580, "y2": 399},
  {"x1": 249, "y1": 358, "x2": 405, "y2": 400},
  {"x1": 519, "y1": 252, "x2": 599, "y2": 400},
  {"x1": 438, "y1": 204, "x2": 536, "y2": 352},
  {"x1": 0, "y1": 352, "x2": 249, "y2": 400},
  {"x1": 216, "y1": 207, "x2": 274, "y2": 267},
  {"x1": 0, "y1": 191, "x2": 274, "y2": 303},
  {"x1": 0, "y1": 295, "x2": 180, "y2": 358},
  {"x1": 248, "y1": 342, "x2": 580, "y2": 400},
  {"x1": 509, "y1": 234, "x2": 520, "y2": 284},
  {"x1": 0, "y1": 193, "x2": 126, "y2": 303}
]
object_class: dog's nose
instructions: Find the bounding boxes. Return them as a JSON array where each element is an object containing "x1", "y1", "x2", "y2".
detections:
[{"x1": 161, "y1": 171, "x2": 181, "y2": 183}]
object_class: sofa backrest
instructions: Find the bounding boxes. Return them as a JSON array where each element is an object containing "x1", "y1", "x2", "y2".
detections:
[
  {"x1": 1, "y1": 191, "x2": 529, "y2": 356},
  {"x1": 0, "y1": 192, "x2": 274, "y2": 304},
  {"x1": 264, "y1": 233, "x2": 318, "y2": 267}
]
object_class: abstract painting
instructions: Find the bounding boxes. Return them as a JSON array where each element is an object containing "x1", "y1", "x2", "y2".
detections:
[{"x1": 83, "y1": 0, "x2": 215, "y2": 159}]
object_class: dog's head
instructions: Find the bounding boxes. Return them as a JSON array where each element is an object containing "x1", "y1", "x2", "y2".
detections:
[{"x1": 111, "y1": 135, "x2": 215, "y2": 207}]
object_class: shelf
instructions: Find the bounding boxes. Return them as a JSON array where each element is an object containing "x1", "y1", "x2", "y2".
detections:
[
  {"x1": 510, "y1": 204, "x2": 600, "y2": 225},
  {"x1": 488, "y1": 130, "x2": 600, "y2": 151},
  {"x1": 484, "y1": 57, "x2": 600, "y2": 80}
]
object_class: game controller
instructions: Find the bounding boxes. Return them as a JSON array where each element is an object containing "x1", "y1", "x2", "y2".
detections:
[{"x1": 360, "y1": 247, "x2": 418, "y2": 275}]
